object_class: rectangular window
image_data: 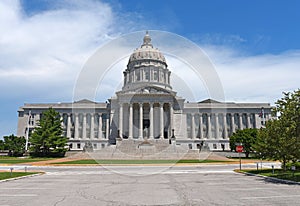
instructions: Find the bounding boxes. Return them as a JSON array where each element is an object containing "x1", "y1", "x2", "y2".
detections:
[
  {"x1": 153, "y1": 70, "x2": 158, "y2": 80},
  {"x1": 136, "y1": 70, "x2": 140, "y2": 81},
  {"x1": 145, "y1": 70, "x2": 150, "y2": 80},
  {"x1": 77, "y1": 143, "x2": 81, "y2": 149},
  {"x1": 161, "y1": 72, "x2": 164, "y2": 82},
  {"x1": 93, "y1": 144, "x2": 97, "y2": 149}
]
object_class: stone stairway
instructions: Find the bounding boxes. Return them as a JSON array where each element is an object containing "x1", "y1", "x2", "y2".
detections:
[
  {"x1": 66, "y1": 140, "x2": 218, "y2": 160},
  {"x1": 86, "y1": 139, "x2": 203, "y2": 160}
]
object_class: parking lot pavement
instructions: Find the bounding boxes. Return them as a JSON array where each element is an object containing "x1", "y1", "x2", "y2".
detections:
[{"x1": 0, "y1": 164, "x2": 299, "y2": 206}]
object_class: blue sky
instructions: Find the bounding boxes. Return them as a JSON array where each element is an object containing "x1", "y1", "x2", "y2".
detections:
[{"x1": 1, "y1": 0, "x2": 300, "y2": 138}]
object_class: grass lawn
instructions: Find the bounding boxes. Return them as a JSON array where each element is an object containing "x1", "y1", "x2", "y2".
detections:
[
  {"x1": 240, "y1": 169, "x2": 300, "y2": 183},
  {"x1": 0, "y1": 172, "x2": 39, "y2": 180},
  {"x1": 54, "y1": 159, "x2": 228, "y2": 165},
  {"x1": 0, "y1": 156, "x2": 54, "y2": 164}
]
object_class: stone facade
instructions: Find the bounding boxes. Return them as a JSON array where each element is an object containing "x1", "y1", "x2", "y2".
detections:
[{"x1": 17, "y1": 32, "x2": 272, "y2": 151}]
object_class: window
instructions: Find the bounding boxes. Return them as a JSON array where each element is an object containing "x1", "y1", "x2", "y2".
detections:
[
  {"x1": 77, "y1": 143, "x2": 81, "y2": 149},
  {"x1": 160, "y1": 72, "x2": 164, "y2": 82},
  {"x1": 153, "y1": 70, "x2": 158, "y2": 81},
  {"x1": 145, "y1": 69, "x2": 150, "y2": 81},
  {"x1": 136, "y1": 70, "x2": 140, "y2": 81},
  {"x1": 213, "y1": 144, "x2": 217, "y2": 149},
  {"x1": 93, "y1": 144, "x2": 97, "y2": 149}
]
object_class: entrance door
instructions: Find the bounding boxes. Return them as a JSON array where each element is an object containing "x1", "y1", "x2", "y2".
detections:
[{"x1": 143, "y1": 119, "x2": 150, "y2": 138}]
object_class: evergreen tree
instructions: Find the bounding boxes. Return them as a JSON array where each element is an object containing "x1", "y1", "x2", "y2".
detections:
[{"x1": 30, "y1": 107, "x2": 67, "y2": 157}]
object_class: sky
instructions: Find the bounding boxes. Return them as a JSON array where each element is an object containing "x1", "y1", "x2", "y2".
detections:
[{"x1": 0, "y1": 0, "x2": 300, "y2": 138}]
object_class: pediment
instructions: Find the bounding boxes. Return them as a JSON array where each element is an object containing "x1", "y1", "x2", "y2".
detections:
[
  {"x1": 198, "y1": 99, "x2": 221, "y2": 104},
  {"x1": 74, "y1": 99, "x2": 96, "y2": 104}
]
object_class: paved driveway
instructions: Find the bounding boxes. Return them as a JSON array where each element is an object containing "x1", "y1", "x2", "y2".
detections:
[{"x1": 0, "y1": 164, "x2": 299, "y2": 206}]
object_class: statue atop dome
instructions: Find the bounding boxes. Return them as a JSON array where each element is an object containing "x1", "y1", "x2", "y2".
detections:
[{"x1": 142, "y1": 31, "x2": 153, "y2": 48}]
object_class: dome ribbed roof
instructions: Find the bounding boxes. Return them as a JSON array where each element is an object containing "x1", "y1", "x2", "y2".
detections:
[{"x1": 128, "y1": 31, "x2": 166, "y2": 65}]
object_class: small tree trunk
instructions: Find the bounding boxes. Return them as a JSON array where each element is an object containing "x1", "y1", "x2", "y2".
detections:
[
  {"x1": 245, "y1": 152, "x2": 249, "y2": 158},
  {"x1": 282, "y1": 157, "x2": 287, "y2": 171}
]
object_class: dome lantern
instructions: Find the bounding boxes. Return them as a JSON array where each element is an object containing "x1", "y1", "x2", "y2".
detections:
[{"x1": 142, "y1": 31, "x2": 152, "y2": 48}]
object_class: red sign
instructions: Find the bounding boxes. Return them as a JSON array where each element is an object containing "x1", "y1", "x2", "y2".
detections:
[{"x1": 236, "y1": 145, "x2": 243, "y2": 153}]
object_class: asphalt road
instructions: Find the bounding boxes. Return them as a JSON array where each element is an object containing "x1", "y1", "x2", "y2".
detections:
[{"x1": 0, "y1": 163, "x2": 299, "y2": 206}]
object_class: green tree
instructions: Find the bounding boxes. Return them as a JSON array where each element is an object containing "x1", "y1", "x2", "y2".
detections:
[
  {"x1": 229, "y1": 128, "x2": 258, "y2": 158},
  {"x1": 255, "y1": 90, "x2": 300, "y2": 170},
  {"x1": 30, "y1": 108, "x2": 68, "y2": 157},
  {"x1": 3, "y1": 134, "x2": 25, "y2": 156},
  {"x1": 0, "y1": 139, "x2": 4, "y2": 150}
]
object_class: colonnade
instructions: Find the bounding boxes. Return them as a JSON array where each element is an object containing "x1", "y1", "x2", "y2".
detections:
[
  {"x1": 119, "y1": 102, "x2": 173, "y2": 139},
  {"x1": 188, "y1": 113, "x2": 263, "y2": 139},
  {"x1": 60, "y1": 113, "x2": 109, "y2": 139}
]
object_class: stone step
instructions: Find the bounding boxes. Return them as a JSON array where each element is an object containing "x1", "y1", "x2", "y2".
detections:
[{"x1": 66, "y1": 140, "x2": 219, "y2": 160}]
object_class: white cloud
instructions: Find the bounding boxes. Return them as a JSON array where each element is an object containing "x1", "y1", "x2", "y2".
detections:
[
  {"x1": 203, "y1": 46, "x2": 300, "y2": 104},
  {"x1": 0, "y1": 0, "x2": 118, "y2": 101},
  {"x1": 0, "y1": 0, "x2": 141, "y2": 137}
]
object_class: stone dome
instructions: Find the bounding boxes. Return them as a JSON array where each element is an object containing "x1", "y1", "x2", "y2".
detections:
[
  {"x1": 128, "y1": 31, "x2": 167, "y2": 67},
  {"x1": 122, "y1": 31, "x2": 172, "y2": 92}
]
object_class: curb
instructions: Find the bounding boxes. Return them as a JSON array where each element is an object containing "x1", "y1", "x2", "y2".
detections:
[
  {"x1": 237, "y1": 171, "x2": 300, "y2": 185},
  {"x1": 0, "y1": 172, "x2": 44, "y2": 183}
]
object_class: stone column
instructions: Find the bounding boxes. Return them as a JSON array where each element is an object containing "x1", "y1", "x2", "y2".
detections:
[
  {"x1": 140, "y1": 69, "x2": 143, "y2": 81},
  {"x1": 231, "y1": 113, "x2": 235, "y2": 134},
  {"x1": 133, "y1": 70, "x2": 135, "y2": 82},
  {"x1": 35, "y1": 113, "x2": 40, "y2": 127},
  {"x1": 60, "y1": 114, "x2": 64, "y2": 128},
  {"x1": 67, "y1": 113, "x2": 72, "y2": 138},
  {"x1": 239, "y1": 113, "x2": 243, "y2": 130},
  {"x1": 129, "y1": 103, "x2": 133, "y2": 139},
  {"x1": 149, "y1": 103, "x2": 154, "y2": 139},
  {"x1": 90, "y1": 113, "x2": 95, "y2": 139},
  {"x1": 149, "y1": 68, "x2": 152, "y2": 81},
  {"x1": 82, "y1": 113, "x2": 87, "y2": 139},
  {"x1": 254, "y1": 114, "x2": 261, "y2": 128},
  {"x1": 74, "y1": 114, "x2": 79, "y2": 139},
  {"x1": 215, "y1": 113, "x2": 219, "y2": 139},
  {"x1": 98, "y1": 113, "x2": 102, "y2": 139},
  {"x1": 169, "y1": 103, "x2": 173, "y2": 132},
  {"x1": 119, "y1": 103, "x2": 123, "y2": 138},
  {"x1": 247, "y1": 113, "x2": 251, "y2": 128},
  {"x1": 223, "y1": 113, "x2": 228, "y2": 139},
  {"x1": 191, "y1": 113, "x2": 195, "y2": 139},
  {"x1": 158, "y1": 69, "x2": 160, "y2": 82},
  {"x1": 160, "y1": 103, "x2": 164, "y2": 139},
  {"x1": 199, "y1": 113, "x2": 203, "y2": 139},
  {"x1": 139, "y1": 103, "x2": 143, "y2": 139},
  {"x1": 106, "y1": 115, "x2": 109, "y2": 139},
  {"x1": 207, "y1": 113, "x2": 211, "y2": 139}
]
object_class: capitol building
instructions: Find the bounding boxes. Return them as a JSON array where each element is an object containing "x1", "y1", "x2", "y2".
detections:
[{"x1": 17, "y1": 32, "x2": 271, "y2": 152}]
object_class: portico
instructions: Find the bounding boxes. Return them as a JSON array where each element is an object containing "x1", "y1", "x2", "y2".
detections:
[{"x1": 117, "y1": 102, "x2": 174, "y2": 139}]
